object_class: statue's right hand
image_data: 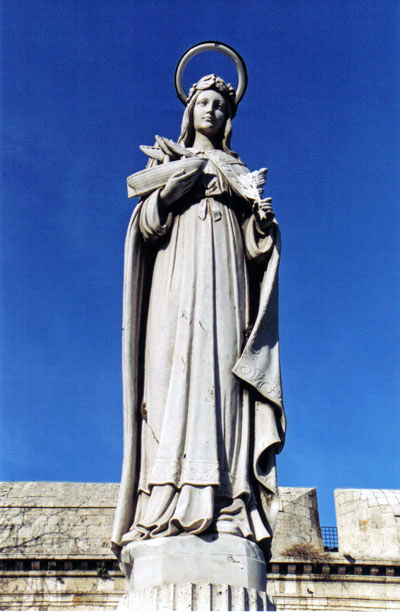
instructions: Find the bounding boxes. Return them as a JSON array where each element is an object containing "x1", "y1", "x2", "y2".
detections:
[{"x1": 159, "y1": 168, "x2": 200, "y2": 208}]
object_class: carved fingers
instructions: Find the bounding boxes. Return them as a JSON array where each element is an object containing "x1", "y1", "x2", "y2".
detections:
[
  {"x1": 159, "y1": 167, "x2": 201, "y2": 208},
  {"x1": 253, "y1": 198, "x2": 275, "y2": 232}
]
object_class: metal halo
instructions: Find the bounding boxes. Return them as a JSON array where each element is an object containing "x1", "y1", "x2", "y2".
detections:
[{"x1": 174, "y1": 41, "x2": 248, "y2": 106}]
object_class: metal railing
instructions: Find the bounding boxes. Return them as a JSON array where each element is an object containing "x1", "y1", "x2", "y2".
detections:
[{"x1": 321, "y1": 526, "x2": 338, "y2": 551}]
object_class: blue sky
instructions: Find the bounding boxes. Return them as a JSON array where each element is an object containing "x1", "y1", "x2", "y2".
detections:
[{"x1": 1, "y1": 0, "x2": 399, "y2": 527}]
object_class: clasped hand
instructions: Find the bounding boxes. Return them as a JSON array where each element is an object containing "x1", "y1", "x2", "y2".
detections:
[
  {"x1": 253, "y1": 198, "x2": 275, "y2": 232},
  {"x1": 159, "y1": 167, "x2": 275, "y2": 234},
  {"x1": 159, "y1": 168, "x2": 201, "y2": 208}
]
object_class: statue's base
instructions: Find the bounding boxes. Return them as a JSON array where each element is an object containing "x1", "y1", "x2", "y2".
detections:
[
  {"x1": 118, "y1": 533, "x2": 269, "y2": 611},
  {"x1": 117, "y1": 583, "x2": 268, "y2": 611}
]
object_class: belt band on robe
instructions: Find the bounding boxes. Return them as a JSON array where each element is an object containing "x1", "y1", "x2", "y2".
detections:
[{"x1": 198, "y1": 198, "x2": 222, "y2": 221}]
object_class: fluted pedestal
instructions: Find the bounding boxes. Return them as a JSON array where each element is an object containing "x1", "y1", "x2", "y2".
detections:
[
  {"x1": 118, "y1": 583, "x2": 268, "y2": 611},
  {"x1": 118, "y1": 533, "x2": 269, "y2": 611}
]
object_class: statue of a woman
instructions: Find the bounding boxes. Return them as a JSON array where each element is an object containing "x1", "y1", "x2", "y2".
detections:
[{"x1": 112, "y1": 60, "x2": 286, "y2": 561}]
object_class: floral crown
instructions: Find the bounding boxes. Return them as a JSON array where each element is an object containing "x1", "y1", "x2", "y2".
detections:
[{"x1": 186, "y1": 74, "x2": 237, "y2": 116}]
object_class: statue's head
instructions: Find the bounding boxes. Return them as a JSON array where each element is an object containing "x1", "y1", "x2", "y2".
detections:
[
  {"x1": 186, "y1": 74, "x2": 237, "y2": 117},
  {"x1": 178, "y1": 74, "x2": 236, "y2": 153}
]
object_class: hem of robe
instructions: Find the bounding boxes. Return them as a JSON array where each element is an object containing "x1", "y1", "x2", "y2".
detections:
[
  {"x1": 121, "y1": 483, "x2": 270, "y2": 545},
  {"x1": 112, "y1": 179, "x2": 286, "y2": 553},
  {"x1": 139, "y1": 469, "x2": 251, "y2": 500}
]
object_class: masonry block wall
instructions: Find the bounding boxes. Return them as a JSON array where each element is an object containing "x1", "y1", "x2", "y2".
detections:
[
  {"x1": 271, "y1": 487, "x2": 324, "y2": 557},
  {"x1": 0, "y1": 482, "x2": 117, "y2": 557},
  {"x1": 1, "y1": 483, "x2": 399, "y2": 611},
  {"x1": 335, "y1": 488, "x2": 400, "y2": 559}
]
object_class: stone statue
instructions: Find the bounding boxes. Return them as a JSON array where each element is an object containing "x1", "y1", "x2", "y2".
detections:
[{"x1": 112, "y1": 42, "x2": 286, "y2": 608}]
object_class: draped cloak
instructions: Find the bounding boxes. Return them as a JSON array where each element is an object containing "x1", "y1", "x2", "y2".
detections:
[{"x1": 111, "y1": 150, "x2": 286, "y2": 558}]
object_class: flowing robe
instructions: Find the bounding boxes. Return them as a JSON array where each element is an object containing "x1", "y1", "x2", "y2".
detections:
[{"x1": 112, "y1": 150, "x2": 286, "y2": 556}]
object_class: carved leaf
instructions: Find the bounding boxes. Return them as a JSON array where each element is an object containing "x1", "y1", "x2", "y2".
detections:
[
  {"x1": 155, "y1": 135, "x2": 174, "y2": 157},
  {"x1": 139, "y1": 145, "x2": 165, "y2": 162},
  {"x1": 237, "y1": 168, "x2": 268, "y2": 204},
  {"x1": 161, "y1": 137, "x2": 195, "y2": 158}
]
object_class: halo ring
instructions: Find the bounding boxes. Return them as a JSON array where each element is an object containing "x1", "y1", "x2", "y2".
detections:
[{"x1": 174, "y1": 41, "x2": 248, "y2": 106}]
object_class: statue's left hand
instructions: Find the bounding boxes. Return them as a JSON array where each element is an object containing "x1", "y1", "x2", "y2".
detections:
[{"x1": 253, "y1": 198, "x2": 275, "y2": 232}]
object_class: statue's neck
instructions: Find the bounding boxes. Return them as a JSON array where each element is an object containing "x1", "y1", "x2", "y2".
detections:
[{"x1": 192, "y1": 132, "x2": 221, "y2": 152}]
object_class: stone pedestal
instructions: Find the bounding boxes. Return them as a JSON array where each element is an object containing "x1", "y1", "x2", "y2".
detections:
[{"x1": 118, "y1": 533, "x2": 269, "y2": 611}]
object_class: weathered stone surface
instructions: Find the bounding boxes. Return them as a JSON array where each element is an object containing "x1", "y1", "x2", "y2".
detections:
[
  {"x1": 1, "y1": 483, "x2": 400, "y2": 610},
  {"x1": 0, "y1": 482, "x2": 119, "y2": 557},
  {"x1": 0, "y1": 482, "x2": 323, "y2": 560},
  {"x1": 0, "y1": 570, "x2": 125, "y2": 610},
  {"x1": 271, "y1": 487, "x2": 324, "y2": 558},
  {"x1": 114, "y1": 59, "x2": 285, "y2": 568},
  {"x1": 268, "y1": 569, "x2": 400, "y2": 611},
  {"x1": 335, "y1": 488, "x2": 400, "y2": 559},
  {"x1": 118, "y1": 583, "x2": 268, "y2": 611},
  {"x1": 121, "y1": 533, "x2": 266, "y2": 591}
]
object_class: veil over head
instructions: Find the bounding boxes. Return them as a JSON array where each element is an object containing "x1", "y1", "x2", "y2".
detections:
[{"x1": 112, "y1": 66, "x2": 285, "y2": 561}]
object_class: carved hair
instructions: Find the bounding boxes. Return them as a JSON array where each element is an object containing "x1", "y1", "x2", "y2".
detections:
[{"x1": 177, "y1": 75, "x2": 237, "y2": 156}]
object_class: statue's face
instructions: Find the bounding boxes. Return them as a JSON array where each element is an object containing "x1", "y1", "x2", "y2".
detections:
[{"x1": 193, "y1": 89, "x2": 227, "y2": 137}]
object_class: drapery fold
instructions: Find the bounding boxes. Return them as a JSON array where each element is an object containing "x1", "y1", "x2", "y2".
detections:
[{"x1": 112, "y1": 151, "x2": 286, "y2": 557}]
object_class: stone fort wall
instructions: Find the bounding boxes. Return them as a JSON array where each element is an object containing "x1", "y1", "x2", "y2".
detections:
[{"x1": 0, "y1": 483, "x2": 399, "y2": 610}]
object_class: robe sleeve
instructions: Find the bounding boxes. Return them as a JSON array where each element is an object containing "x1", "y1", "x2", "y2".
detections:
[
  {"x1": 242, "y1": 215, "x2": 274, "y2": 263},
  {"x1": 139, "y1": 189, "x2": 174, "y2": 243}
]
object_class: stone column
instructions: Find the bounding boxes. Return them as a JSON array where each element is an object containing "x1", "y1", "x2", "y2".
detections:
[{"x1": 117, "y1": 533, "x2": 269, "y2": 611}]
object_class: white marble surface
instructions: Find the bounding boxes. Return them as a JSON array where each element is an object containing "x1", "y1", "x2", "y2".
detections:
[
  {"x1": 121, "y1": 533, "x2": 266, "y2": 592},
  {"x1": 117, "y1": 583, "x2": 268, "y2": 611},
  {"x1": 113, "y1": 76, "x2": 285, "y2": 556},
  {"x1": 112, "y1": 72, "x2": 286, "y2": 612}
]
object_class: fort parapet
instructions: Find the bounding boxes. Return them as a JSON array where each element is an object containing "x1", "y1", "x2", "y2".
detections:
[{"x1": 0, "y1": 483, "x2": 399, "y2": 610}]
